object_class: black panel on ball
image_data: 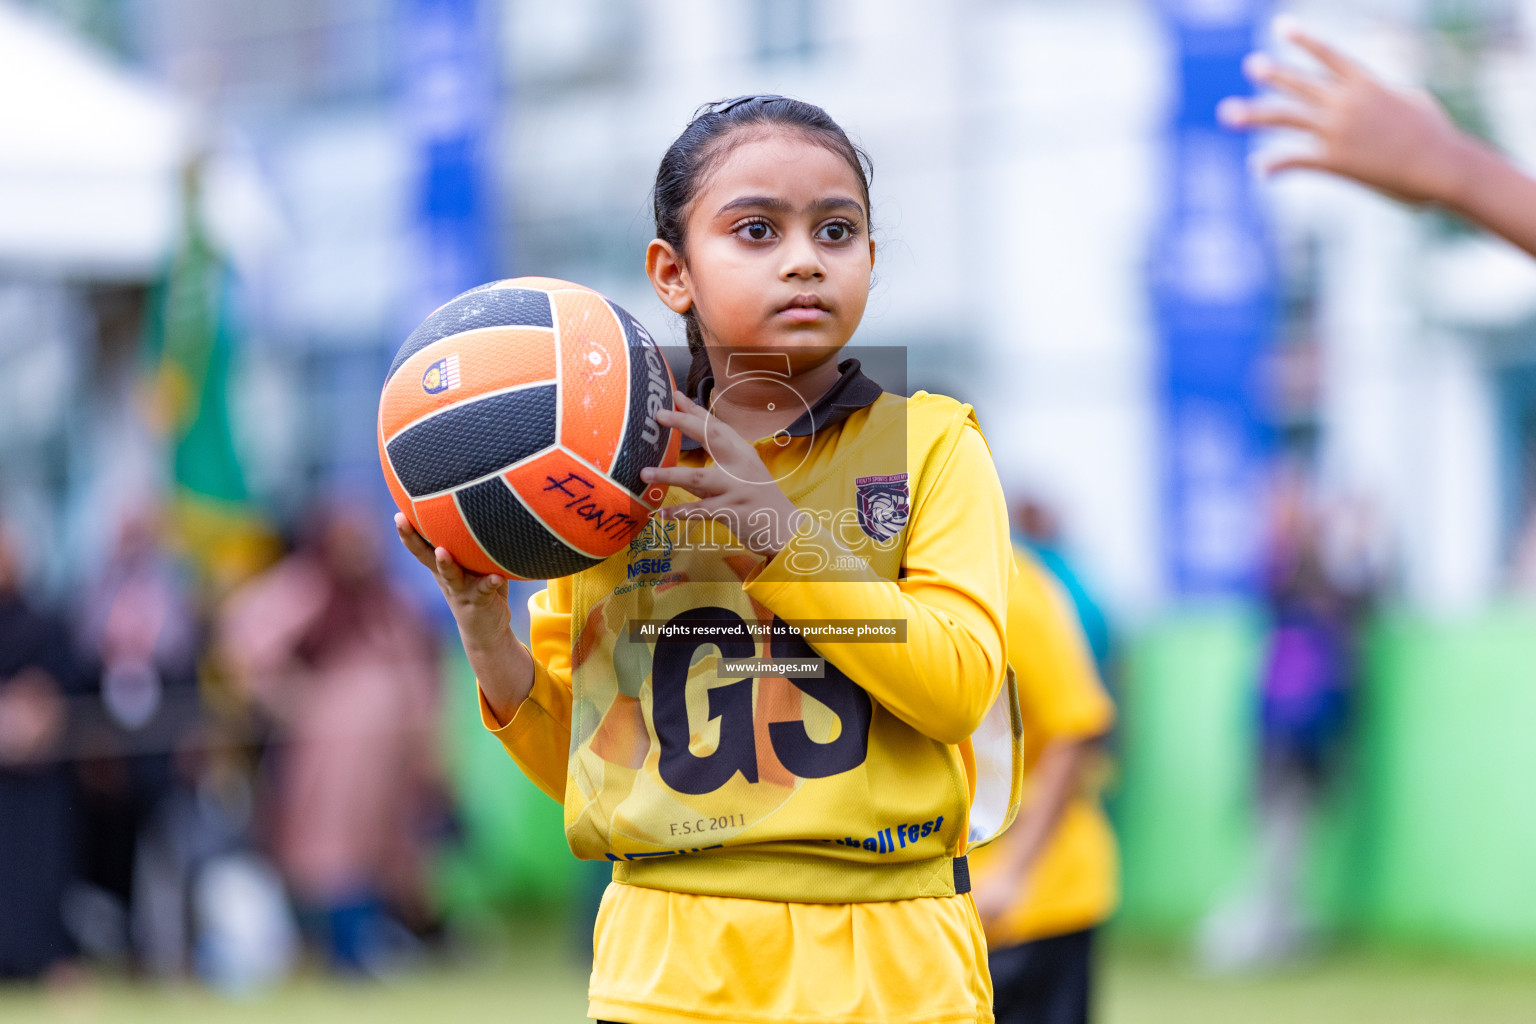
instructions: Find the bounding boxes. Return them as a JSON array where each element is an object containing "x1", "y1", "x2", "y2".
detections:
[
  {"x1": 386, "y1": 288, "x2": 554, "y2": 382},
  {"x1": 455, "y1": 478, "x2": 604, "y2": 580},
  {"x1": 386, "y1": 384, "x2": 557, "y2": 497},
  {"x1": 606, "y1": 300, "x2": 674, "y2": 499}
]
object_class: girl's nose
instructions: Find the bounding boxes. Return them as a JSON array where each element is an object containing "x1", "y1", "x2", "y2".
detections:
[{"x1": 779, "y1": 235, "x2": 825, "y2": 280}]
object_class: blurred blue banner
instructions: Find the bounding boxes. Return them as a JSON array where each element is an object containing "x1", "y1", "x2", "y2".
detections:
[
  {"x1": 1152, "y1": 0, "x2": 1277, "y2": 598},
  {"x1": 389, "y1": 0, "x2": 500, "y2": 620},
  {"x1": 396, "y1": 0, "x2": 499, "y2": 322}
]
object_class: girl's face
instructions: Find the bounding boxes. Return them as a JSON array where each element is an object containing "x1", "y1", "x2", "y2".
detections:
[{"x1": 650, "y1": 129, "x2": 875, "y2": 370}]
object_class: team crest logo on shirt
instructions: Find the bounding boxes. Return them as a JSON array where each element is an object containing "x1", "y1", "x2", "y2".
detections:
[
  {"x1": 422, "y1": 354, "x2": 461, "y2": 395},
  {"x1": 854, "y1": 473, "x2": 909, "y2": 542}
]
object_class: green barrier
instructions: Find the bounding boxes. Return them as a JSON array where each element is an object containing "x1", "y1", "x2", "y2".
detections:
[
  {"x1": 435, "y1": 646, "x2": 580, "y2": 916},
  {"x1": 1112, "y1": 606, "x2": 1262, "y2": 936},
  {"x1": 1357, "y1": 606, "x2": 1536, "y2": 954},
  {"x1": 1114, "y1": 604, "x2": 1536, "y2": 956}
]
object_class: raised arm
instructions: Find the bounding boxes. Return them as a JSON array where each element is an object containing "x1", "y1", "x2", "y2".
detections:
[
  {"x1": 1218, "y1": 18, "x2": 1536, "y2": 259},
  {"x1": 394, "y1": 513, "x2": 531, "y2": 722},
  {"x1": 396, "y1": 514, "x2": 576, "y2": 801}
]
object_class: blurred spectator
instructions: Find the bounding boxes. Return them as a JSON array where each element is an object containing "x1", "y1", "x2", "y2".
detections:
[
  {"x1": 1259, "y1": 471, "x2": 1382, "y2": 790},
  {"x1": 217, "y1": 502, "x2": 444, "y2": 974},
  {"x1": 1014, "y1": 499, "x2": 1113, "y2": 678},
  {"x1": 1201, "y1": 465, "x2": 1383, "y2": 970},
  {"x1": 0, "y1": 523, "x2": 86, "y2": 980},
  {"x1": 135, "y1": 721, "x2": 299, "y2": 990},
  {"x1": 71, "y1": 515, "x2": 298, "y2": 987},
  {"x1": 70, "y1": 508, "x2": 202, "y2": 967}
]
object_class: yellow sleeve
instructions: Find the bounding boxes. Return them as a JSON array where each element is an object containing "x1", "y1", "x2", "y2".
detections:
[
  {"x1": 478, "y1": 575, "x2": 575, "y2": 802},
  {"x1": 744, "y1": 423, "x2": 1011, "y2": 745},
  {"x1": 1008, "y1": 548, "x2": 1114, "y2": 741}
]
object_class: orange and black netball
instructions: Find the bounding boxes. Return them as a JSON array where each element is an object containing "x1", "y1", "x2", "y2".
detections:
[{"x1": 378, "y1": 277, "x2": 681, "y2": 580}]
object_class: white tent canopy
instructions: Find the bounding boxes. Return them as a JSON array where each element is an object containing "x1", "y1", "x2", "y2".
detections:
[{"x1": 0, "y1": 2, "x2": 277, "y2": 279}]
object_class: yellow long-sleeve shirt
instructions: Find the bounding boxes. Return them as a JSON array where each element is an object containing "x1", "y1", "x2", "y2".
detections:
[{"x1": 481, "y1": 362, "x2": 1014, "y2": 1024}]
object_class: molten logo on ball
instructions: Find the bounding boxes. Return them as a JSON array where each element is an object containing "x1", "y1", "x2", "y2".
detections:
[{"x1": 640, "y1": 345, "x2": 669, "y2": 446}]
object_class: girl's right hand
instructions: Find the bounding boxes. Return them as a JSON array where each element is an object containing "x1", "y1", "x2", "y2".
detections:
[
  {"x1": 394, "y1": 513, "x2": 511, "y2": 652},
  {"x1": 395, "y1": 513, "x2": 533, "y2": 724}
]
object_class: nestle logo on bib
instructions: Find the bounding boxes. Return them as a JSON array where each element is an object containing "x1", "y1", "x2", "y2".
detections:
[
  {"x1": 627, "y1": 557, "x2": 672, "y2": 578},
  {"x1": 628, "y1": 518, "x2": 675, "y2": 557},
  {"x1": 625, "y1": 519, "x2": 675, "y2": 579},
  {"x1": 855, "y1": 473, "x2": 909, "y2": 542}
]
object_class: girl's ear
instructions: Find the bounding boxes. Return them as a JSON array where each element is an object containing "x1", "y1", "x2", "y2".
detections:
[
  {"x1": 646, "y1": 239, "x2": 693, "y2": 315},
  {"x1": 868, "y1": 236, "x2": 876, "y2": 271}
]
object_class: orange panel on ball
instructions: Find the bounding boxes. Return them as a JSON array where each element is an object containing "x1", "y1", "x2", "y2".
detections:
[
  {"x1": 504, "y1": 448, "x2": 649, "y2": 559},
  {"x1": 381, "y1": 326, "x2": 558, "y2": 441},
  {"x1": 412, "y1": 492, "x2": 506, "y2": 578},
  {"x1": 552, "y1": 290, "x2": 629, "y2": 473}
]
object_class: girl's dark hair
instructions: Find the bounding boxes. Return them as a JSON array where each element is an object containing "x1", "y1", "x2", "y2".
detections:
[{"x1": 651, "y1": 95, "x2": 874, "y2": 399}]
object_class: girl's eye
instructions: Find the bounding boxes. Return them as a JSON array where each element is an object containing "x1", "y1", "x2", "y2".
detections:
[
  {"x1": 737, "y1": 220, "x2": 774, "y2": 242},
  {"x1": 817, "y1": 221, "x2": 855, "y2": 243}
]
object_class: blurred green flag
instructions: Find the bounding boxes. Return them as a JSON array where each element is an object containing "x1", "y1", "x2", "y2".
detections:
[{"x1": 144, "y1": 161, "x2": 275, "y2": 589}]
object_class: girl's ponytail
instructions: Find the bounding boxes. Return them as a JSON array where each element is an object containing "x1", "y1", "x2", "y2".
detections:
[
  {"x1": 651, "y1": 94, "x2": 873, "y2": 403},
  {"x1": 683, "y1": 316, "x2": 711, "y2": 402}
]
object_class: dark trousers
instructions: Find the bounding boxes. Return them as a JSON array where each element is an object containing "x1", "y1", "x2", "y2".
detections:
[{"x1": 989, "y1": 927, "x2": 1096, "y2": 1024}]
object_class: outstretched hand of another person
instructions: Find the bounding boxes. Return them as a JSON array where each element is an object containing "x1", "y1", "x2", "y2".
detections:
[
  {"x1": 1218, "y1": 19, "x2": 1470, "y2": 204},
  {"x1": 395, "y1": 513, "x2": 531, "y2": 723},
  {"x1": 1219, "y1": 18, "x2": 1536, "y2": 258}
]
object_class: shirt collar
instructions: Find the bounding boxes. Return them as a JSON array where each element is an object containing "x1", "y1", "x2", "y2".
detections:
[{"x1": 679, "y1": 358, "x2": 886, "y2": 451}]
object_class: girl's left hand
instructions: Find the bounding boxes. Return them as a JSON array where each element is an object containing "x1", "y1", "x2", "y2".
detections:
[{"x1": 641, "y1": 390, "x2": 806, "y2": 560}]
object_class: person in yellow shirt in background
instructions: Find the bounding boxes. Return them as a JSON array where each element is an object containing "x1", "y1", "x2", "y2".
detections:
[{"x1": 970, "y1": 541, "x2": 1118, "y2": 1024}]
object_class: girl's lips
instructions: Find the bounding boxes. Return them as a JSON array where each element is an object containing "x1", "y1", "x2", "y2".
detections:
[
  {"x1": 778, "y1": 296, "x2": 830, "y2": 322},
  {"x1": 777, "y1": 306, "x2": 831, "y2": 323}
]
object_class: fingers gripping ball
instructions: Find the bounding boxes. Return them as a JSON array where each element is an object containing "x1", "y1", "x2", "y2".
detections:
[{"x1": 378, "y1": 278, "x2": 681, "y2": 580}]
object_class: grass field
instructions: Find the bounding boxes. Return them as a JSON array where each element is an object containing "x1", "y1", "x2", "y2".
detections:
[{"x1": 3, "y1": 928, "x2": 1533, "y2": 1023}]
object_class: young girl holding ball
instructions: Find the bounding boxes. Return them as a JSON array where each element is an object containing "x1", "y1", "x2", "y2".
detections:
[{"x1": 397, "y1": 95, "x2": 1019, "y2": 1024}]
